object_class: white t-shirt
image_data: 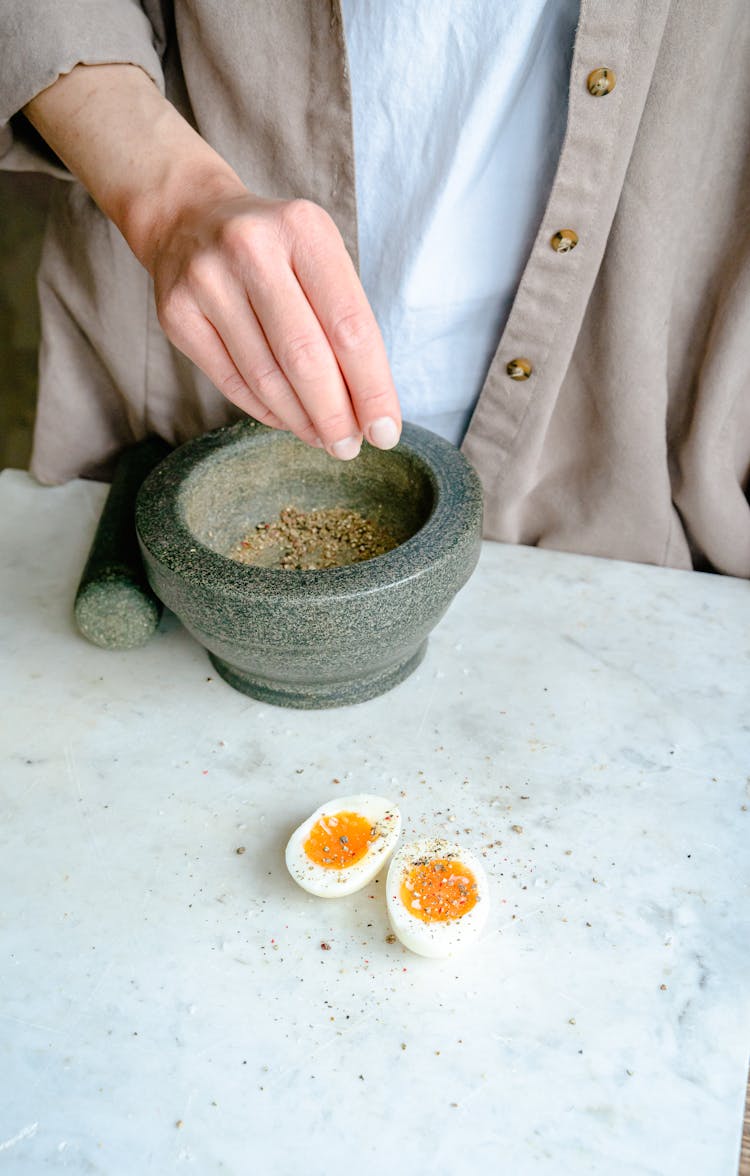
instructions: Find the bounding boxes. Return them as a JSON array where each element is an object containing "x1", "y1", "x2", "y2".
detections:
[{"x1": 341, "y1": 0, "x2": 580, "y2": 444}]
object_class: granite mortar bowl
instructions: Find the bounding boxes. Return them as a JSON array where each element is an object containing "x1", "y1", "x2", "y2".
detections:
[{"x1": 135, "y1": 419, "x2": 483, "y2": 709}]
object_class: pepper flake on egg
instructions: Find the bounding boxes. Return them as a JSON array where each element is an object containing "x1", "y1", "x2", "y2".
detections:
[
  {"x1": 386, "y1": 838, "x2": 490, "y2": 958},
  {"x1": 285, "y1": 795, "x2": 401, "y2": 897}
]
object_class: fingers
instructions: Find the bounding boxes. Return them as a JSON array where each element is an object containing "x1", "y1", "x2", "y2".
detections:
[
  {"x1": 158, "y1": 298, "x2": 306, "y2": 438},
  {"x1": 181, "y1": 265, "x2": 363, "y2": 457},
  {"x1": 155, "y1": 196, "x2": 403, "y2": 460},
  {"x1": 192, "y1": 284, "x2": 327, "y2": 447},
  {"x1": 243, "y1": 259, "x2": 365, "y2": 459},
  {"x1": 285, "y1": 202, "x2": 401, "y2": 450}
]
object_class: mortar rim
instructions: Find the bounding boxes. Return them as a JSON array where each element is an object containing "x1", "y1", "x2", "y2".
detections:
[{"x1": 136, "y1": 419, "x2": 483, "y2": 601}]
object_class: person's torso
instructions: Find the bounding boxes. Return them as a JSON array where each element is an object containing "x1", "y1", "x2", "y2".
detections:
[{"x1": 341, "y1": 0, "x2": 578, "y2": 444}]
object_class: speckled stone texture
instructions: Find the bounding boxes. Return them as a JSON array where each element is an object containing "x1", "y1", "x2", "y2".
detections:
[
  {"x1": 75, "y1": 438, "x2": 170, "y2": 649},
  {"x1": 136, "y1": 420, "x2": 483, "y2": 708}
]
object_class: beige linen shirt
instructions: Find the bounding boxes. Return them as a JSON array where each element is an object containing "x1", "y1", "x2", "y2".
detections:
[{"x1": 1, "y1": 0, "x2": 749, "y2": 576}]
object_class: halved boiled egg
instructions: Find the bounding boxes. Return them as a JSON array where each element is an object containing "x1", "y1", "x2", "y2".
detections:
[
  {"x1": 386, "y1": 838, "x2": 490, "y2": 957},
  {"x1": 285, "y1": 794, "x2": 401, "y2": 897}
]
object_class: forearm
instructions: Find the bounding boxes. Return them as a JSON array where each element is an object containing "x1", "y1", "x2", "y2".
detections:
[{"x1": 23, "y1": 63, "x2": 243, "y2": 269}]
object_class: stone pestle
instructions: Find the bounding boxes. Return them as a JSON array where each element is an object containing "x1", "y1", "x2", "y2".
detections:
[{"x1": 74, "y1": 437, "x2": 171, "y2": 649}]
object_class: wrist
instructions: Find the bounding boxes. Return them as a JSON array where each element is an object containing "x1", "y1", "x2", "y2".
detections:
[
  {"x1": 117, "y1": 137, "x2": 246, "y2": 273},
  {"x1": 24, "y1": 63, "x2": 246, "y2": 272}
]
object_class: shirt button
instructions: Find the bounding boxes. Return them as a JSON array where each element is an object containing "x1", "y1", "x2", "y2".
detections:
[
  {"x1": 551, "y1": 229, "x2": 579, "y2": 253},
  {"x1": 507, "y1": 358, "x2": 532, "y2": 381},
  {"x1": 587, "y1": 67, "x2": 616, "y2": 96}
]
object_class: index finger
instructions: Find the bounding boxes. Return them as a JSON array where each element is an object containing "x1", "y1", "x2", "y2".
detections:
[{"x1": 289, "y1": 216, "x2": 402, "y2": 450}]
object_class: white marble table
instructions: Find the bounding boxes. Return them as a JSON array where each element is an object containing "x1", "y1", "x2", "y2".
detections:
[{"x1": 1, "y1": 468, "x2": 749, "y2": 1175}]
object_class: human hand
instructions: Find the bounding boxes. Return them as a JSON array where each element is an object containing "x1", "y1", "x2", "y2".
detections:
[
  {"x1": 148, "y1": 186, "x2": 401, "y2": 458},
  {"x1": 24, "y1": 64, "x2": 401, "y2": 459}
]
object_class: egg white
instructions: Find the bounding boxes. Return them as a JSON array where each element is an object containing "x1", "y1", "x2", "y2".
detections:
[
  {"x1": 386, "y1": 837, "x2": 490, "y2": 958},
  {"x1": 285, "y1": 794, "x2": 401, "y2": 897}
]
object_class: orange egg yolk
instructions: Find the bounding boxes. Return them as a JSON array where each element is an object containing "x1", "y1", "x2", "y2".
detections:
[
  {"x1": 400, "y1": 858, "x2": 479, "y2": 922},
  {"x1": 304, "y1": 811, "x2": 379, "y2": 869}
]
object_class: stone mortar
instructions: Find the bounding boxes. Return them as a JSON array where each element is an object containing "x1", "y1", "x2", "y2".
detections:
[{"x1": 136, "y1": 420, "x2": 483, "y2": 708}]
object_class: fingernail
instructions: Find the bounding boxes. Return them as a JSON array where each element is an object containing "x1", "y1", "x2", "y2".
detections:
[
  {"x1": 367, "y1": 417, "x2": 400, "y2": 449},
  {"x1": 312, "y1": 436, "x2": 325, "y2": 448},
  {"x1": 330, "y1": 436, "x2": 362, "y2": 461}
]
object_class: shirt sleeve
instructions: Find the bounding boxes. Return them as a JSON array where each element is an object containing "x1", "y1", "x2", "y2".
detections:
[{"x1": 0, "y1": 0, "x2": 165, "y2": 177}]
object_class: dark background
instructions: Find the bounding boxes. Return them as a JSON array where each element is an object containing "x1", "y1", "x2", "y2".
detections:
[{"x1": 0, "y1": 171, "x2": 52, "y2": 471}]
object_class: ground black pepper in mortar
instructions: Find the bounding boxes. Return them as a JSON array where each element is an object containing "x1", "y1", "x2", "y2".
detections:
[{"x1": 228, "y1": 505, "x2": 398, "y2": 570}]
